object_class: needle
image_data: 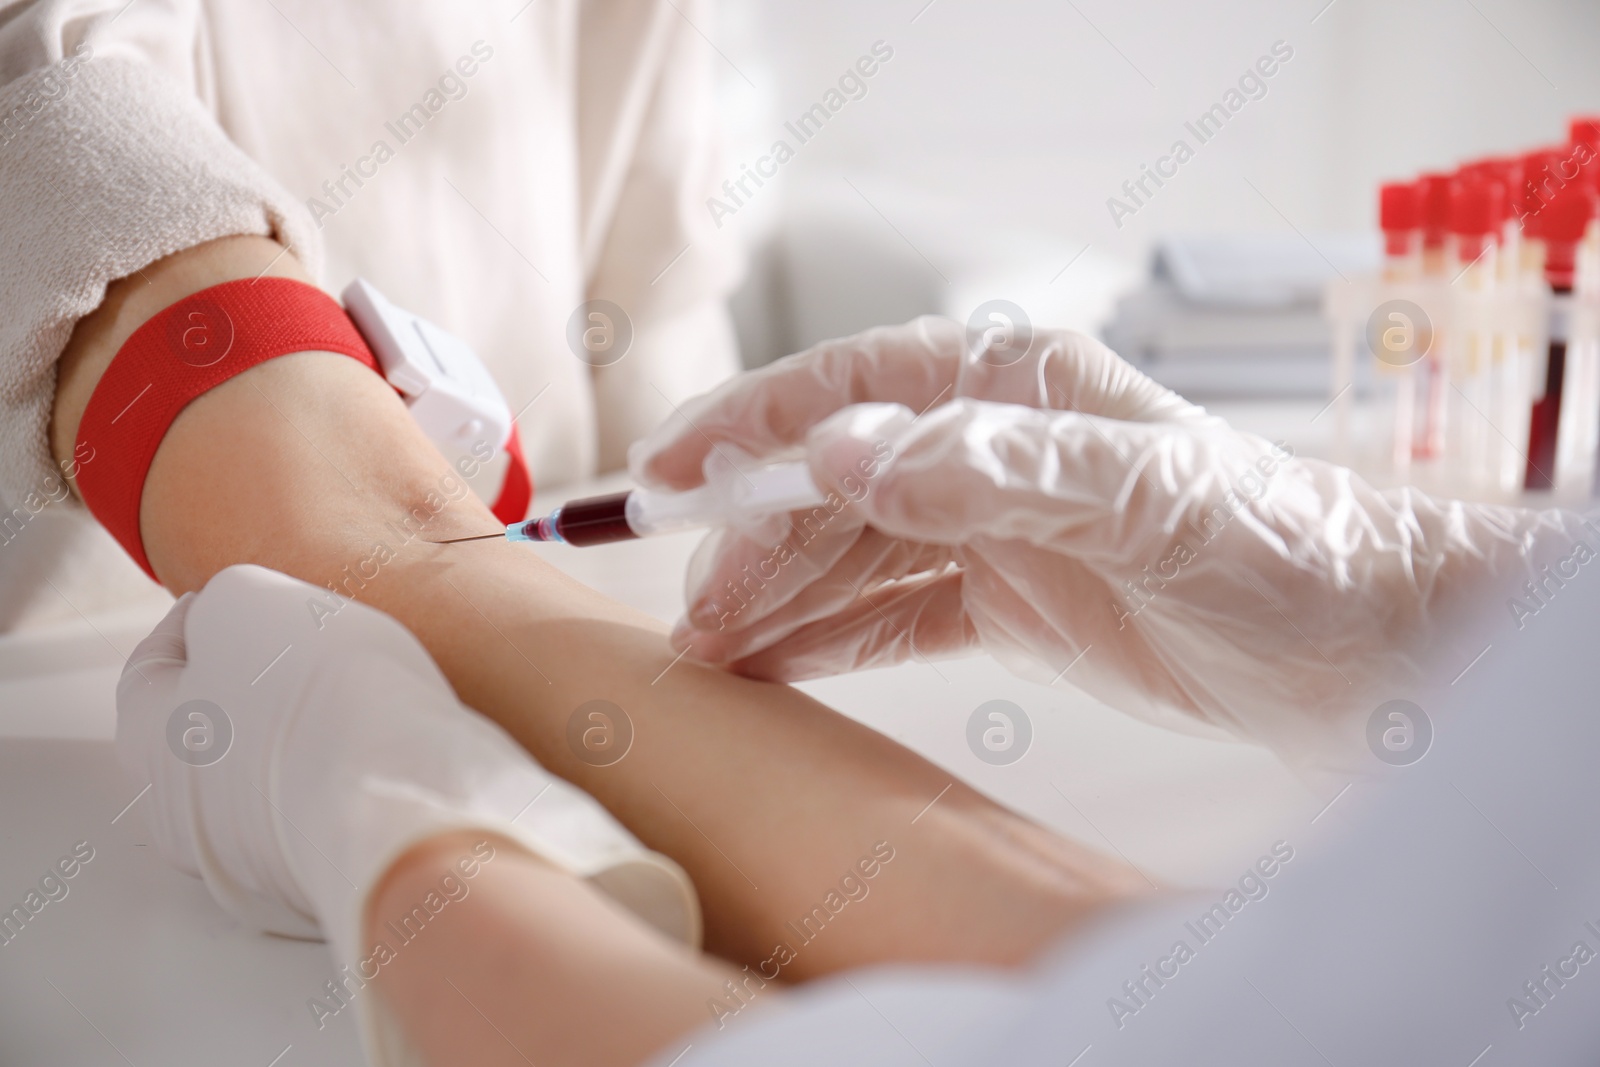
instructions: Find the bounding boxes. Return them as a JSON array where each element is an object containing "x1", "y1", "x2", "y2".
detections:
[{"x1": 429, "y1": 532, "x2": 506, "y2": 544}]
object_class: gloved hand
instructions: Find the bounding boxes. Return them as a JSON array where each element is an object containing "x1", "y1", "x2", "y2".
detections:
[
  {"x1": 117, "y1": 565, "x2": 700, "y2": 1061},
  {"x1": 631, "y1": 318, "x2": 1589, "y2": 765},
  {"x1": 633, "y1": 316, "x2": 1211, "y2": 490}
]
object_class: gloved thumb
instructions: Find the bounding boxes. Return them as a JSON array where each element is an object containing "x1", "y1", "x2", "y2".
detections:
[
  {"x1": 807, "y1": 398, "x2": 1075, "y2": 548},
  {"x1": 805, "y1": 397, "x2": 1207, "y2": 562}
]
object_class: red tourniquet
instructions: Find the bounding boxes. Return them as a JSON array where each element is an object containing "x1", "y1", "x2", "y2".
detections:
[{"x1": 74, "y1": 278, "x2": 531, "y2": 581}]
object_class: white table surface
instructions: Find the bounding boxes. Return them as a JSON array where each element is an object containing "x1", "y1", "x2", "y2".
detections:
[{"x1": 0, "y1": 456, "x2": 1320, "y2": 1067}]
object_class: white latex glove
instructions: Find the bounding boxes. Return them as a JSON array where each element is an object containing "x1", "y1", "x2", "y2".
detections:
[
  {"x1": 631, "y1": 318, "x2": 1590, "y2": 765},
  {"x1": 633, "y1": 316, "x2": 1208, "y2": 491},
  {"x1": 117, "y1": 565, "x2": 699, "y2": 1063}
]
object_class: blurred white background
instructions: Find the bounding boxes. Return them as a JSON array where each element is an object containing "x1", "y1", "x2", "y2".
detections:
[{"x1": 706, "y1": 0, "x2": 1600, "y2": 363}]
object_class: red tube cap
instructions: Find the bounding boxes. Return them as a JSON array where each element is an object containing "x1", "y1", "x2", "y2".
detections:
[
  {"x1": 1379, "y1": 181, "x2": 1418, "y2": 231},
  {"x1": 1451, "y1": 179, "x2": 1507, "y2": 237},
  {"x1": 1527, "y1": 181, "x2": 1596, "y2": 241},
  {"x1": 1461, "y1": 157, "x2": 1514, "y2": 185},
  {"x1": 1416, "y1": 173, "x2": 1455, "y2": 249},
  {"x1": 1570, "y1": 116, "x2": 1600, "y2": 148},
  {"x1": 1575, "y1": 140, "x2": 1600, "y2": 191},
  {"x1": 1518, "y1": 148, "x2": 1571, "y2": 221},
  {"x1": 1526, "y1": 181, "x2": 1597, "y2": 288}
]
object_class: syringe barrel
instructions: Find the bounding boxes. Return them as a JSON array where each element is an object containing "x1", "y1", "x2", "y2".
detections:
[
  {"x1": 553, "y1": 491, "x2": 637, "y2": 546},
  {"x1": 529, "y1": 462, "x2": 829, "y2": 547},
  {"x1": 625, "y1": 461, "x2": 825, "y2": 537}
]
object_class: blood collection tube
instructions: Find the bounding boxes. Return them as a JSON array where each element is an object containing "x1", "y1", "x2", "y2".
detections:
[
  {"x1": 1562, "y1": 123, "x2": 1600, "y2": 495},
  {"x1": 1347, "y1": 128, "x2": 1600, "y2": 497},
  {"x1": 1522, "y1": 176, "x2": 1596, "y2": 490},
  {"x1": 1515, "y1": 150, "x2": 1563, "y2": 490},
  {"x1": 1461, "y1": 158, "x2": 1530, "y2": 492},
  {"x1": 1411, "y1": 172, "x2": 1456, "y2": 464},
  {"x1": 1572, "y1": 119, "x2": 1600, "y2": 310},
  {"x1": 1377, "y1": 181, "x2": 1422, "y2": 473},
  {"x1": 1447, "y1": 178, "x2": 1506, "y2": 489},
  {"x1": 1461, "y1": 158, "x2": 1520, "y2": 273}
]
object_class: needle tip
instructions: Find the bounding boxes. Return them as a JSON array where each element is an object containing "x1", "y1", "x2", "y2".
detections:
[{"x1": 427, "y1": 532, "x2": 506, "y2": 544}]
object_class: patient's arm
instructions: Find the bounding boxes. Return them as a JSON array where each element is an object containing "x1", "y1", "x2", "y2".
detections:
[{"x1": 53, "y1": 236, "x2": 1148, "y2": 978}]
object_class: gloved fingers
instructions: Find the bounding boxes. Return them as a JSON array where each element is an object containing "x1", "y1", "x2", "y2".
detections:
[
  {"x1": 683, "y1": 505, "x2": 953, "y2": 629},
  {"x1": 117, "y1": 592, "x2": 193, "y2": 693},
  {"x1": 629, "y1": 316, "x2": 965, "y2": 490},
  {"x1": 806, "y1": 398, "x2": 1260, "y2": 567},
  {"x1": 182, "y1": 564, "x2": 443, "y2": 709},
  {"x1": 183, "y1": 564, "x2": 341, "y2": 680},
  {"x1": 682, "y1": 515, "x2": 865, "y2": 633},
  {"x1": 152, "y1": 568, "x2": 475, "y2": 944},
  {"x1": 955, "y1": 549, "x2": 1145, "y2": 685},
  {"x1": 957, "y1": 328, "x2": 1212, "y2": 426},
  {"x1": 704, "y1": 569, "x2": 979, "y2": 682},
  {"x1": 678, "y1": 528, "x2": 954, "y2": 664},
  {"x1": 115, "y1": 592, "x2": 195, "y2": 771},
  {"x1": 805, "y1": 398, "x2": 1091, "y2": 547},
  {"x1": 114, "y1": 593, "x2": 202, "y2": 877},
  {"x1": 129, "y1": 592, "x2": 193, "y2": 665},
  {"x1": 628, "y1": 315, "x2": 1219, "y2": 493},
  {"x1": 1038, "y1": 333, "x2": 1214, "y2": 424},
  {"x1": 278, "y1": 651, "x2": 703, "y2": 965}
]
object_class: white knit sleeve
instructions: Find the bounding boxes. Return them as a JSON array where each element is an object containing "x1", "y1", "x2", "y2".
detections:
[{"x1": 0, "y1": 1, "x2": 322, "y2": 514}]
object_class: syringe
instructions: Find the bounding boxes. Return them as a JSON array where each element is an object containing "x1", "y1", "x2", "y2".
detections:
[{"x1": 430, "y1": 459, "x2": 826, "y2": 547}]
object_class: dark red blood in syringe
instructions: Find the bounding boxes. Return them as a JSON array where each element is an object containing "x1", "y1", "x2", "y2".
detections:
[{"x1": 555, "y1": 491, "x2": 636, "y2": 546}]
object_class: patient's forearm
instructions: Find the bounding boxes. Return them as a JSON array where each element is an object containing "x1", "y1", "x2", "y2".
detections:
[{"x1": 53, "y1": 239, "x2": 1144, "y2": 976}]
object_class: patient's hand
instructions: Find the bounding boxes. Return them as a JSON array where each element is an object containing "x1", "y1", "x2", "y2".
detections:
[{"x1": 116, "y1": 563, "x2": 699, "y2": 964}]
